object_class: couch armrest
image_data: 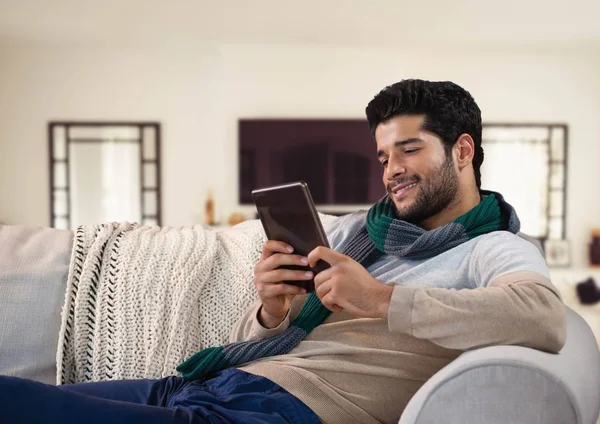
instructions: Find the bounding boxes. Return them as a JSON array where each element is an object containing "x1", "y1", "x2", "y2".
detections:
[{"x1": 399, "y1": 307, "x2": 600, "y2": 424}]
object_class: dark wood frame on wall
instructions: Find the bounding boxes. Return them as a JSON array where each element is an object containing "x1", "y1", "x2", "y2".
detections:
[
  {"x1": 481, "y1": 122, "x2": 568, "y2": 242},
  {"x1": 48, "y1": 121, "x2": 162, "y2": 229}
]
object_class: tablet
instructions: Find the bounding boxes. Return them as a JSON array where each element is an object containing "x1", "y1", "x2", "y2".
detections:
[{"x1": 251, "y1": 181, "x2": 331, "y2": 292}]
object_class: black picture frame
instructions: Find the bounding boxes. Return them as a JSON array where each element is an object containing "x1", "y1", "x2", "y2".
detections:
[{"x1": 48, "y1": 121, "x2": 162, "y2": 229}]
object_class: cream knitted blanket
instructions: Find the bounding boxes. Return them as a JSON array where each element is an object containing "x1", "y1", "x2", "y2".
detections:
[{"x1": 56, "y1": 215, "x2": 338, "y2": 385}]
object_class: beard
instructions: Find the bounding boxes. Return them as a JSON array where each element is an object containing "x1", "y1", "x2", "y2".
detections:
[{"x1": 388, "y1": 155, "x2": 459, "y2": 225}]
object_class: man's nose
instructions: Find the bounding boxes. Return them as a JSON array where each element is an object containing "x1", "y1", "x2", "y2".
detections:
[{"x1": 385, "y1": 157, "x2": 406, "y2": 181}]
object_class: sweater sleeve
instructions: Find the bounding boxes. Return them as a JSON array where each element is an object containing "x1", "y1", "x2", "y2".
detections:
[
  {"x1": 229, "y1": 295, "x2": 308, "y2": 343},
  {"x1": 387, "y1": 233, "x2": 566, "y2": 353}
]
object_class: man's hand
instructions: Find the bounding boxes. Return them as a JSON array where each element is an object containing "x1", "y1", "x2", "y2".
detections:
[
  {"x1": 254, "y1": 240, "x2": 313, "y2": 328},
  {"x1": 308, "y1": 246, "x2": 393, "y2": 318}
]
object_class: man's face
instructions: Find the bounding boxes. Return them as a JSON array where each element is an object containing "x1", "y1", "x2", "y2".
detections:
[{"x1": 375, "y1": 115, "x2": 459, "y2": 225}]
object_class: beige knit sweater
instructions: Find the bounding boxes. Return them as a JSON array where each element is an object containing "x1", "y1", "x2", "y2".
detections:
[{"x1": 231, "y1": 271, "x2": 566, "y2": 424}]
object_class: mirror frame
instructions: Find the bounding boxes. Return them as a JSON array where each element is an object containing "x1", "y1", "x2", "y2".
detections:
[
  {"x1": 481, "y1": 123, "x2": 568, "y2": 243},
  {"x1": 48, "y1": 121, "x2": 162, "y2": 229}
]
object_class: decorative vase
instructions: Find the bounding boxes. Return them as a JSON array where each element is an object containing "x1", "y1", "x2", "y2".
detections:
[{"x1": 205, "y1": 190, "x2": 215, "y2": 226}]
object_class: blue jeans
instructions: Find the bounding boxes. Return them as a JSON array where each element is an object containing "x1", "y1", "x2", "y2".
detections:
[{"x1": 0, "y1": 368, "x2": 321, "y2": 424}]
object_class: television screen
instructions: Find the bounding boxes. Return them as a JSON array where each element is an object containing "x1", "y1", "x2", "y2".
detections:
[{"x1": 239, "y1": 119, "x2": 387, "y2": 205}]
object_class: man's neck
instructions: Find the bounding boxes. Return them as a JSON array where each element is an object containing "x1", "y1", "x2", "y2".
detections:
[{"x1": 420, "y1": 188, "x2": 481, "y2": 231}]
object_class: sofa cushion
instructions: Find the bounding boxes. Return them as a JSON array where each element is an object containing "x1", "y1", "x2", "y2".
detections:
[{"x1": 0, "y1": 225, "x2": 72, "y2": 384}]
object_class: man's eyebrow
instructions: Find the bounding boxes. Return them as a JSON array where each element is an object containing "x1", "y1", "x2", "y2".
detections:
[{"x1": 377, "y1": 138, "x2": 424, "y2": 158}]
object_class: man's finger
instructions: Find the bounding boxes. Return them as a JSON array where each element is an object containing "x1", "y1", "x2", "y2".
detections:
[
  {"x1": 262, "y1": 254, "x2": 308, "y2": 273},
  {"x1": 258, "y1": 269, "x2": 313, "y2": 284},
  {"x1": 315, "y1": 279, "x2": 332, "y2": 299},
  {"x1": 313, "y1": 267, "x2": 334, "y2": 287},
  {"x1": 320, "y1": 292, "x2": 343, "y2": 313},
  {"x1": 307, "y1": 246, "x2": 346, "y2": 268},
  {"x1": 262, "y1": 283, "x2": 307, "y2": 298},
  {"x1": 261, "y1": 240, "x2": 294, "y2": 260}
]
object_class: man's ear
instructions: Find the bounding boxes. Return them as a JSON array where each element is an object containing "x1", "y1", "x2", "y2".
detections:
[{"x1": 454, "y1": 134, "x2": 475, "y2": 170}]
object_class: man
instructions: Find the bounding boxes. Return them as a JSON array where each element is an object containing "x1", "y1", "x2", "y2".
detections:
[{"x1": 0, "y1": 79, "x2": 565, "y2": 424}]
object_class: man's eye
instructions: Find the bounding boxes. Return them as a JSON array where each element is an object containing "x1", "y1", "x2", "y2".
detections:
[
  {"x1": 405, "y1": 149, "x2": 419, "y2": 155},
  {"x1": 380, "y1": 160, "x2": 388, "y2": 167}
]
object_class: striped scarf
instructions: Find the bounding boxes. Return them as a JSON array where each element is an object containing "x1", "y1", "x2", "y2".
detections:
[{"x1": 177, "y1": 190, "x2": 519, "y2": 380}]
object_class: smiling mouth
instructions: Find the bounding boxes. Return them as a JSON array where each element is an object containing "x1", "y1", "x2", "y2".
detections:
[{"x1": 390, "y1": 181, "x2": 418, "y2": 199}]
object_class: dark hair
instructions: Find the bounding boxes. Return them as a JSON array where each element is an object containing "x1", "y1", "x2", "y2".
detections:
[{"x1": 365, "y1": 79, "x2": 484, "y2": 188}]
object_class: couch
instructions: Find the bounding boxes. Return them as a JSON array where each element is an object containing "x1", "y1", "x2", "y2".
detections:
[{"x1": 1, "y1": 224, "x2": 599, "y2": 424}]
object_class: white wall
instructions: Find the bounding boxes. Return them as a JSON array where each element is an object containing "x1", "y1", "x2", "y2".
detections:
[
  {"x1": 0, "y1": 46, "x2": 222, "y2": 227},
  {"x1": 1, "y1": 44, "x2": 599, "y2": 266}
]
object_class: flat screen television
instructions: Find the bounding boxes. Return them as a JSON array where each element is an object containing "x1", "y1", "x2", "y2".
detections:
[{"x1": 239, "y1": 119, "x2": 387, "y2": 206}]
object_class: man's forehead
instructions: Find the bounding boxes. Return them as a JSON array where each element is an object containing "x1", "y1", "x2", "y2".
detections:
[
  {"x1": 375, "y1": 115, "x2": 426, "y2": 146},
  {"x1": 375, "y1": 115, "x2": 425, "y2": 140}
]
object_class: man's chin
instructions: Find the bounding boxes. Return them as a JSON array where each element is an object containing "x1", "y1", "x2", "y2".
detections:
[
  {"x1": 393, "y1": 197, "x2": 414, "y2": 213},
  {"x1": 393, "y1": 204, "x2": 414, "y2": 221}
]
